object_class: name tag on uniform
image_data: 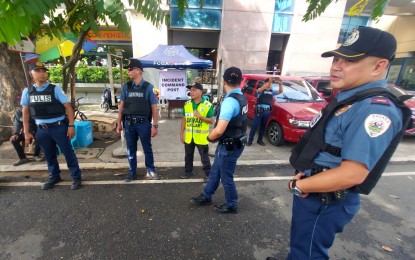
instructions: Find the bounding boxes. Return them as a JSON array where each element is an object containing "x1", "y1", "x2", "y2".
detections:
[
  {"x1": 30, "y1": 95, "x2": 52, "y2": 102},
  {"x1": 128, "y1": 92, "x2": 144, "y2": 98}
]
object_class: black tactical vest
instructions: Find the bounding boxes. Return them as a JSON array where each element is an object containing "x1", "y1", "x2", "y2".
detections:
[
  {"x1": 215, "y1": 92, "x2": 248, "y2": 139},
  {"x1": 257, "y1": 89, "x2": 273, "y2": 106},
  {"x1": 28, "y1": 84, "x2": 66, "y2": 119},
  {"x1": 290, "y1": 87, "x2": 413, "y2": 195},
  {"x1": 122, "y1": 81, "x2": 151, "y2": 117}
]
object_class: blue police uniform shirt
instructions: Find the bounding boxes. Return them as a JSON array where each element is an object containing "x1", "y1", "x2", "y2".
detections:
[
  {"x1": 218, "y1": 89, "x2": 243, "y2": 121},
  {"x1": 20, "y1": 82, "x2": 69, "y2": 124},
  {"x1": 256, "y1": 87, "x2": 277, "y2": 109},
  {"x1": 314, "y1": 79, "x2": 403, "y2": 171},
  {"x1": 120, "y1": 79, "x2": 157, "y2": 105}
]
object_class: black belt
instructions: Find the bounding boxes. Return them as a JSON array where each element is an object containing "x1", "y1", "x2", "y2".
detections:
[
  {"x1": 310, "y1": 163, "x2": 331, "y2": 175},
  {"x1": 255, "y1": 106, "x2": 270, "y2": 113},
  {"x1": 37, "y1": 120, "x2": 66, "y2": 129},
  {"x1": 306, "y1": 163, "x2": 352, "y2": 204},
  {"x1": 124, "y1": 116, "x2": 147, "y2": 123},
  {"x1": 219, "y1": 136, "x2": 247, "y2": 151}
]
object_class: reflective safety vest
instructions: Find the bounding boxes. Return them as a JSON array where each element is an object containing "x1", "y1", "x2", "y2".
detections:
[{"x1": 184, "y1": 99, "x2": 212, "y2": 145}]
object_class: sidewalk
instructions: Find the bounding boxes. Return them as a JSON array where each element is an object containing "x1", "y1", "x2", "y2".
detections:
[{"x1": 1, "y1": 109, "x2": 415, "y2": 173}]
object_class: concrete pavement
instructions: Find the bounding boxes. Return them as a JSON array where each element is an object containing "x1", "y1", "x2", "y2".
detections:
[{"x1": 1, "y1": 109, "x2": 415, "y2": 173}]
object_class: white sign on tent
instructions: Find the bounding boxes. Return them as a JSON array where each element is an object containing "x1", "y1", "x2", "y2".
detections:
[{"x1": 159, "y1": 71, "x2": 187, "y2": 99}]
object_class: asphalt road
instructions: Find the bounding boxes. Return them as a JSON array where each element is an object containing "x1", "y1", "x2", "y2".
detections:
[{"x1": 1, "y1": 164, "x2": 414, "y2": 260}]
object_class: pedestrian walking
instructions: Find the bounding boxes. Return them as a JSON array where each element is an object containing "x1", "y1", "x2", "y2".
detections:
[
  {"x1": 10, "y1": 105, "x2": 43, "y2": 166},
  {"x1": 247, "y1": 76, "x2": 283, "y2": 146},
  {"x1": 191, "y1": 67, "x2": 248, "y2": 214},
  {"x1": 267, "y1": 27, "x2": 412, "y2": 260},
  {"x1": 116, "y1": 59, "x2": 160, "y2": 181},
  {"x1": 180, "y1": 82, "x2": 215, "y2": 180},
  {"x1": 21, "y1": 62, "x2": 82, "y2": 190}
]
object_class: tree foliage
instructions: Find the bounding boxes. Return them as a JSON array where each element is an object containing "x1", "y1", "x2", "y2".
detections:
[
  {"x1": 302, "y1": 0, "x2": 388, "y2": 22},
  {"x1": 0, "y1": 0, "x2": 170, "y2": 104}
]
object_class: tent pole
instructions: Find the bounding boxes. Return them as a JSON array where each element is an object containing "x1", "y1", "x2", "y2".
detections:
[{"x1": 20, "y1": 53, "x2": 31, "y2": 87}]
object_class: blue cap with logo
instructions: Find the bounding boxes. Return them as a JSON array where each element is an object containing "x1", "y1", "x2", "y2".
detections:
[
  {"x1": 321, "y1": 27, "x2": 397, "y2": 61},
  {"x1": 223, "y1": 66, "x2": 242, "y2": 85},
  {"x1": 123, "y1": 59, "x2": 144, "y2": 70},
  {"x1": 28, "y1": 61, "x2": 48, "y2": 71}
]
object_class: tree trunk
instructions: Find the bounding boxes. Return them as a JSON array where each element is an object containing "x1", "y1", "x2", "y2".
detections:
[{"x1": 0, "y1": 43, "x2": 29, "y2": 143}]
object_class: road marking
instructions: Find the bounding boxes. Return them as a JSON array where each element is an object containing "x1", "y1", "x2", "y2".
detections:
[{"x1": 1, "y1": 172, "x2": 414, "y2": 187}]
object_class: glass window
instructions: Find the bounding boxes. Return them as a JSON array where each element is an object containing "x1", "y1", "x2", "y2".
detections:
[
  {"x1": 400, "y1": 59, "x2": 415, "y2": 91},
  {"x1": 338, "y1": 16, "x2": 369, "y2": 43},
  {"x1": 243, "y1": 80, "x2": 257, "y2": 95},
  {"x1": 275, "y1": 80, "x2": 325, "y2": 103},
  {"x1": 275, "y1": 0, "x2": 294, "y2": 12},
  {"x1": 170, "y1": 0, "x2": 222, "y2": 9},
  {"x1": 272, "y1": 0, "x2": 294, "y2": 33},
  {"x1": 272, "y1": 13, "x2": 293, "y2": 33},
  {"x1": 170, "y1": 8, "x2": 221, "y2": 29}
]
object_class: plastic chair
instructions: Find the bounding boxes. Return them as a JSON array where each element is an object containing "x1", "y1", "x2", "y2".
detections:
[{"x1": 157, "y1": 96, "x2": 169, "y2": 118}]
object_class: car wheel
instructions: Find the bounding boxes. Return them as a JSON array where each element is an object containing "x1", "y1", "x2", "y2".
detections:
[
  {"x1": 100, "y1": 102, "x2": 109, "y2": 112},
  {"x1": 267, "y1": 121, "x2": 285, "y2": 146}
]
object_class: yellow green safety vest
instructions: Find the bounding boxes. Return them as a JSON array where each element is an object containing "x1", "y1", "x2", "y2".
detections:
[{"x1": 184, "y1": 99, "x2": 212, "y2": 145}]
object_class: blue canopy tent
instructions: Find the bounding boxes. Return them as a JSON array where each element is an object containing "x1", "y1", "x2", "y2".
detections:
[{"x1": 132, "y1": 44, "x2": 213, "y2": 69}]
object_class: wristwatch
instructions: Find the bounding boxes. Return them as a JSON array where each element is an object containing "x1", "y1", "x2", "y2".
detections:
[
  {"x1": 152, "y1": 124, "x2": 158, "y2": 129},
  {"x1": 291, "y1": 180, "x2": 303, "y2": 196}
]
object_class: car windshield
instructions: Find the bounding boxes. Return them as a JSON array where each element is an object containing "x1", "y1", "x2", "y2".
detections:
[{"x1": 274, "y1": 80, "x2": 325, "y2": 103}]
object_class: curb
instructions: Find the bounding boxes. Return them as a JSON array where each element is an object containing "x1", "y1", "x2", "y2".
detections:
[{"x1": 0, "y1": 159, "x2": 289, "y2": 172}]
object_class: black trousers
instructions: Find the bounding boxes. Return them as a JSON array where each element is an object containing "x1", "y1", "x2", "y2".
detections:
[
  {"x1": 11, "y1": 133, "x2": 41, "y2": 159},
  {"x1": 184, "y1": 140, "x2": 211, "y2": 175}
]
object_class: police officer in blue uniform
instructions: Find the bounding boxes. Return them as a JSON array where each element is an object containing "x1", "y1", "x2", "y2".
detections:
[
  {"x1": 247, "y1": 76, "x2": 283, "y2": 146},
  {"x1": 266, "y1": 27, "x2": 412, "y2": 260},
  {"x1": 191, "y1": 67, "x2": 248, "y2": 214},
  {"x1": 116, "y1": 59, "x2": 160, "y2": 181},
  {"x1": 21, "y1": 62, "x2": 82, "y2": 190}
]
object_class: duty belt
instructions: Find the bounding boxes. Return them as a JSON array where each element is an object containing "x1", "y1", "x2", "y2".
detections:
[
  {"x1": 255, "y1": 106, "x2": 270, "y2": 114},
  {"x1": 124, "y1": 115, "x2": 147, "y2": 123},
  {"x1": 308, "y1": 163, "x2": 351, "y2": 205},
  {"x1": 219, "y1": 135, "x2": 247, "y2": 151},
  {"x1": 37, "y1": 120, "x2": 67, "y2": 129}
]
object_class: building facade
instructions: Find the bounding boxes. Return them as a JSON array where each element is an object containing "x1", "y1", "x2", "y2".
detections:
[{"x1": 124, "y1": 0, "x2": 415, "y2": 89}]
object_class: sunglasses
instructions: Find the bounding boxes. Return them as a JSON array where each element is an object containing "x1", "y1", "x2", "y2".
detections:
[{"x1": 127, "y1": 68, "x2": 136, "y2": 72}]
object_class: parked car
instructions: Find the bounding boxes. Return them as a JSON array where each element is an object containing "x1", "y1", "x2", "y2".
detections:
[
  {"x1": 305, "y1": 77, "x2": 415, "y2": 135},
  {"x1": 304, "y1": 76, "x2": 333, "y2": 101},
  {"x1": 241, "y1": 74, "x2": 327, "y2": 146}
]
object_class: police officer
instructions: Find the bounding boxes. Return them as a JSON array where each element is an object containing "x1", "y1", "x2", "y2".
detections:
[
  {"x1": 180, "y1": 82, "x2": 214, "y2": 180},
  {"x1": 191, "y1": 67, "x2": 248, "y2": 214},
  {"x1": 21, "y1": 62, "x2": 82, "y2": 190},
  {"x1": 266, "y1": 27, "x2": 412, "y2": 260},
  {"x1": 247, "y1": 77, "x2": 283, "y2": 146},
  {"x1": 116, "y1": 59, "x2": 160, "y2": 181}
]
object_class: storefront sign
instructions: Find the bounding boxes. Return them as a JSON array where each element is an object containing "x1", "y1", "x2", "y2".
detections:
[
  {"x1": 159, "y1": 71, "x2": 187, "y2": 99},
  {"x1": 88, "y1": 30, "x2": 132, "y2": 44}
]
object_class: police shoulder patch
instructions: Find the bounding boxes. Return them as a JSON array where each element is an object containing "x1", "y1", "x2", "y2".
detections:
[
  {"x1": 364, "y1": 114, "x2": 391, "y2": 138},
  {"x1": 371, "y1": 97, "x2": 391, "y2": 106}
]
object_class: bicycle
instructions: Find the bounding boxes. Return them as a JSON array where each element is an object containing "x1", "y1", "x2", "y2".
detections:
[{"x1": 73, "y1": 97, "x2": 88, "y2": 121}]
